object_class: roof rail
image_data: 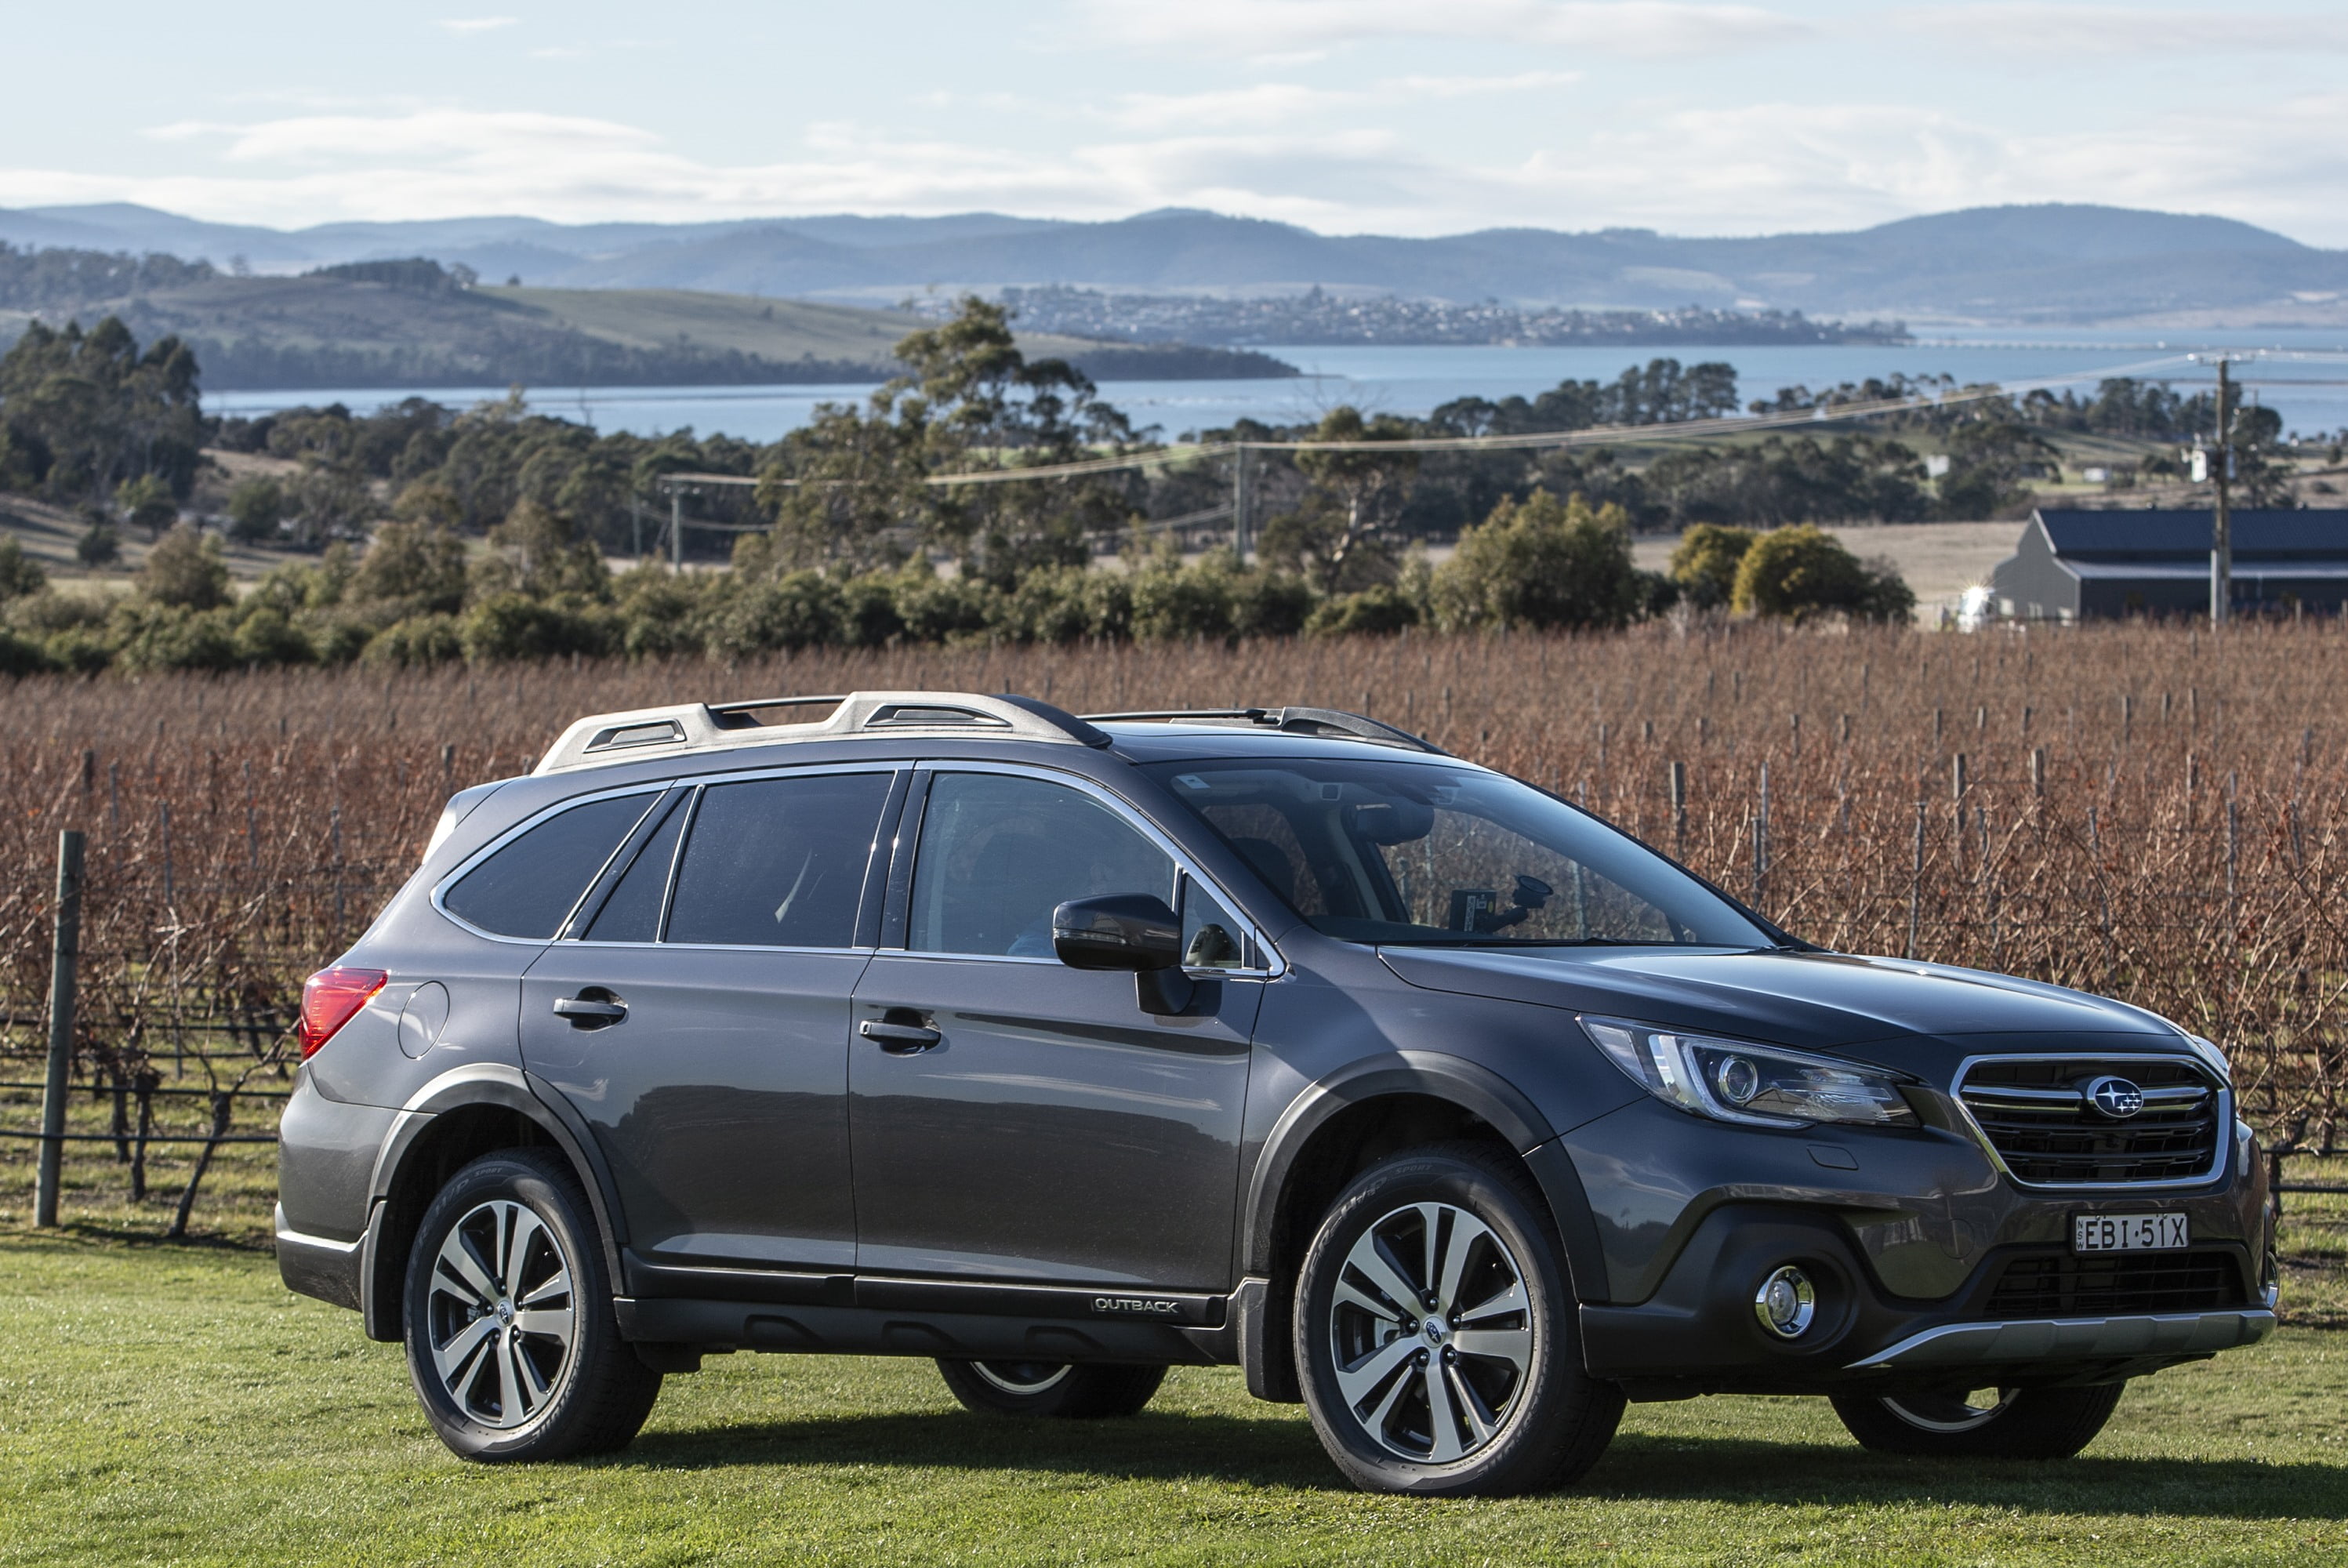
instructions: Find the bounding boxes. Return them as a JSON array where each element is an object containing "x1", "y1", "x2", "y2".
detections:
[
  {"x1": 1081, "y1": 706, "x2": 1448, "y2": 755},
  {"x1": 533, "y1": 691, "x2": 1111, "y2": 774}
]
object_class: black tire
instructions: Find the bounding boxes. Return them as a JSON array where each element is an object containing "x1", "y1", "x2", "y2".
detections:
[
  {"x1": 1293, "y1": 1142, "x2": 1624, "y2": 1497},
  {"x1": 402, "y1": 1149, "x2": 662, "y2": 1461},
  {"x1": 1829, "y1": 1381, "x2": 2126, "y2": 1459},
  {"x1": 935, "y1": 1359, "x2": 1167, "y2": 1418}
]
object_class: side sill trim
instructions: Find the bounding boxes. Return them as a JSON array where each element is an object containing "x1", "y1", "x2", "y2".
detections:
[{"x1": 1849, "y1": 1308, "x2": 2276, "y2": 1371}]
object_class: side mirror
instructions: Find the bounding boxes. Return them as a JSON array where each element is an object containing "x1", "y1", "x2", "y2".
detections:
[{"x1": 1052, "y1": 894, "x2": 1196, "y2": 1016}]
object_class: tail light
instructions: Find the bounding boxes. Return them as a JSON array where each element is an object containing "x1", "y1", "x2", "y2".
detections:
[{"x1": 298, "y1": 966, "x2": 388, "y2": 1058}]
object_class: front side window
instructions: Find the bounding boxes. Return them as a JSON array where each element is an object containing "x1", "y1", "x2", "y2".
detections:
[
  {"x1": 909, "y1": 772, "x2": 1175, "y2": 958},
  {"x1": 1147, "y1": 759, "x2": 1769, "y2": 948},
  {"x1": 442, "y1": 793, "x2": 657, "y2": 939},
  {"x1": 663, "y1": 772, "x2": 892, "y2": 947}
]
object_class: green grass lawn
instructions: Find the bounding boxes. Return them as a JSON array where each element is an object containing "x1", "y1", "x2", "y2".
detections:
[{"x1": 4, "y1": 1234, "x2": 2347, "y2": 1567}]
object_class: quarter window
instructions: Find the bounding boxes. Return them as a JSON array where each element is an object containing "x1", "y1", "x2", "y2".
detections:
[
  {"x1": 442, "y1": 793, "x2": 657, "y2": 939},
  {"x1": 582, "y1": 794, "x2": 688, "y2": 942},
  {"x1": 664, "y1": 773, "x2": 891, "y2": 948},
  {"x1": 908, "y1": 773, "x2": 1174, "y2": 958}
]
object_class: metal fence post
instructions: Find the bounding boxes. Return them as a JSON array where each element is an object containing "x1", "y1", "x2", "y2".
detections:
[{"x1": 34, "y1": 829, "x2": 86, "y2": 1229}]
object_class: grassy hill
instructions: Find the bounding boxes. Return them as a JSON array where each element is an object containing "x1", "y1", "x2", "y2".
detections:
[
  {"x1": 0, "y1": 262, "x2": 1297, "y2": 390},
  {"x1": 486, "y1": 285, "x2": 1109, "y2": 366}
]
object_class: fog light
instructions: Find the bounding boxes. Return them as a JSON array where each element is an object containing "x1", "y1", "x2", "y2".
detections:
[{"x1": 1754, "y1": 1265, "x2": 1816, "y2": 1339}]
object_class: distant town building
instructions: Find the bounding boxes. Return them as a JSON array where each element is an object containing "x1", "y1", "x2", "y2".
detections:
[{"x1": 1987, "y1": 508, "x2": 2348, "y2": 621}]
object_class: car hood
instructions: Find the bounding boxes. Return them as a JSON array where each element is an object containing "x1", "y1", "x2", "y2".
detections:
[{"x1": 1377, "y1": 946, "x2": 2186, "y2": 1059}]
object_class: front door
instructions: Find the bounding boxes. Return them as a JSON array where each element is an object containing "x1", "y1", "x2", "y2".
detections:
[
  {"x1": 521, "y1": 767, "x2": 898, "y2": 1274},
  {"x1": 850, "y1": 768, "x2": 1261, "y2": 1291}
]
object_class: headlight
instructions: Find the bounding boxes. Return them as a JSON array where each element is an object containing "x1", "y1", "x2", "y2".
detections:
[{"x1": 1580, "y1": 1016, "x2": 1918, "y2": 1130}]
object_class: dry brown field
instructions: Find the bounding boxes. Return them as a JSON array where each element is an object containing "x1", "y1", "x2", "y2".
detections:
[{"x1": 3, "y1": 619, "x2": 2345, "y2": 1196}]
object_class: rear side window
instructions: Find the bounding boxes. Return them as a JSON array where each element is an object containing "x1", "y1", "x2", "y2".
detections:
[
  {"x1": 665, "y1": 773, "x2": 892, "y2": 947},
  {"x1": 443, "y1": 793, "x2": 655, "y2": 938}
]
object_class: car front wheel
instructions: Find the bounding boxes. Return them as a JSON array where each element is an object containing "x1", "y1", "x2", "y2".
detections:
[
  {"x1": 1294, "y1": 1142, "x2": 1624, "y2": 1496},
  {"x1": 402, "y1": 1149, "x2": 662, "y2": 1461},
  {"x1": 1829, "y1": 1381, "x2": 2126, "y2": 1459}
]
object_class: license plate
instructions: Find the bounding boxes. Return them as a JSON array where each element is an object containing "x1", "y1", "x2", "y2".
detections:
[{"x1": 2073, "y1": 1212, "x2": 2189, "y2": 1253}]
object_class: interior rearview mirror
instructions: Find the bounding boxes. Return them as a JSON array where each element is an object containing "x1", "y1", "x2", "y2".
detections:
[{"x1": 1052, "y1": 894, "x2": 1195, "y2": 1015}]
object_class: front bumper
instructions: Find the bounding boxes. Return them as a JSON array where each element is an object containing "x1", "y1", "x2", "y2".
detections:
[{"x1": 1562, "y1": 1094, "x2": 2275, "y2": 1396}]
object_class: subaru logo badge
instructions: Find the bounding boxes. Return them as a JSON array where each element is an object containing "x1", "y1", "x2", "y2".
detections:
[{"x1": 2086, "y1": 1075, "x2": 2144, "y2": 1119}]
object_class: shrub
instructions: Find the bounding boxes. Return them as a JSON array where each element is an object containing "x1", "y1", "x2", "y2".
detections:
[
  {"x1": 1228, "y1": 572, "x2": 1312, "y2": 639},
  {"x1": 839, "y1": 574, "x2": 909, "y2": 648},
  {"x1": 139, "y1": 524, "x2": 233, "y2": 610},
  {"x1": 891, "y1": 570, "x2": 999, "y2": 645},
  {"x1": 0, "y1": 626, "x2": 49, "y2": 677},
  {"x1": 1730, "y1": 524, "x2": 1916, "y2": 623},
  {"x1": 1667, "y1": 523, "x2": 1758, "y2": 610},
  {"x1": 75, "y1": 521, "x2": 120, "y2": 568},
  {"x1": 613, "y1": 568, "x2": 712, "y2": 660},
  {"x1": 704, "y1": 572, "x2": 845, "y2": 659},
  {"x1": 457, "y1": 593, "x2": 614, "y2": 662},
  {"x1": 1130, "y1": 557, "x2": 1233, "y2": 642},
  {"x1": 992, "y1": 565, "x2": 1097, "y2": 644},
  {"x1": 1433, "y1": 491, "x2": 1642, "y2": 632},
  {"x1": 110, "y1": 602, "x2": 238, "y2": 673},
  {"x1": 350, "y1": 521, "x2": 466, "y2": 619},
  {"x1": 0, "y1": 534, "x2": 47, "y2": 601},
  {"x1": 224, "y1": 477, "x2": 285, "y2": 543},
  {"x1": 230, "y1": 605, "x2": 314, "y2": 666},
  {"x1": 360, "y1": 614, "x2": 463, "y2": 669},
  {"x1": 1308, "y1": 582, "x2": 1421, "y2": 637}
]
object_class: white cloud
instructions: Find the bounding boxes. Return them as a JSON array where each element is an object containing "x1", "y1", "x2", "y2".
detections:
[
  {"x1": 1901, "y1": 5, "x2": 2348, "y2": 56},
  {"x1": 1107, "y1": 73, "x2": 1580, "y2": 131},
  {"x1": 8, "y1": 92, "x2": 2347, "y2": 245},
  {"x1": 435, "y1": 16, "x2": 518, "y2": 34},
  {"x1": 1073, "y1": 0, "x2": 1808, "y2": 59}
]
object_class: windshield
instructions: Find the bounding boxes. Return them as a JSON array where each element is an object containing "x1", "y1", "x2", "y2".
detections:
[{"x1": 1145, "y1": 757, "x2": 1770, "y2": 948}]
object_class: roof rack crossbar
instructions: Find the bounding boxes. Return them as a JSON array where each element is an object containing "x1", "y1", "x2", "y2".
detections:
[{"x1": 1081, "y1": 706, "x2": 1447, "y2": 755}]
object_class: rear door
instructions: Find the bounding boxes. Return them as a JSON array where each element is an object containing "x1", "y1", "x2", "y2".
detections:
[
  {"x1": 520, "y1": 765, "x2": 902, "y2": 1275},
  {"x1": 848, "y1": 766, "x2": 1266, "y2": 1292}
]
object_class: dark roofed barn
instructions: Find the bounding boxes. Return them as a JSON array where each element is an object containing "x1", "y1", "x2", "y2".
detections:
[{"x1": 1987, "y1": 509, "x2": 2348, "y2": 621}]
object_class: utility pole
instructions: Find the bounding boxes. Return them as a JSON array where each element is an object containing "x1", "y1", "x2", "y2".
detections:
[
  {"x1": 1231, "y1": 444, "x2": 1251, "y2": 562},
  {"x1": 670, "y1": 486, "x2": 684, "y2": 574},
  {"x1": 2211, "y1": 357, "x2": 2232, "y2": 627}
]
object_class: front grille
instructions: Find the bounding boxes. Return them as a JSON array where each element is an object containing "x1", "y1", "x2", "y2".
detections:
[
  {"x1": 1958, "y1": 1057, "x2": 2223, "y2": 1185},
  {"x1": 1984, "y1": 1251, "x2": 2245, "y2": 1319}
]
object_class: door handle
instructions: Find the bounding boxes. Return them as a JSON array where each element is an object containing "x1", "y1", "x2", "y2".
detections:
[
  {"x1": 859, "y1": 1018, "x2": 942, "y2": 1054},
  {"x1": 553, "y1": 993, "x2": 627, "y2": 1029}
]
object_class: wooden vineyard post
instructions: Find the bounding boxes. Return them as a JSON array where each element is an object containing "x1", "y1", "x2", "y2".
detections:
[{"x1": 34, "y1": 830, "x2": 85, "y2": 1229}]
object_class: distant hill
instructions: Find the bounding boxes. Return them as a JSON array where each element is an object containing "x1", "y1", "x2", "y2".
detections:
[
  {"x1": 0, "y1": 258, "x2": 1297, "y2": 389},
  {"x1": 1, "y1": 201, "x2": 2343, "y2": 325}
]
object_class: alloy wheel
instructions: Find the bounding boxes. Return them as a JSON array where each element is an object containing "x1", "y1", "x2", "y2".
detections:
[
  {"x1": 424, "y1": 1199, "x2": 578, "y2": 1431},
  {"x1": 1327, "y1": 1201, "x2": 1535, "y2": 1464}
]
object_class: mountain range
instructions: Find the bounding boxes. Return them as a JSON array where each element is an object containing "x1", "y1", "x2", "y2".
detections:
[{"x1": 4, "y1": 202, "x2": 2346, "y2": 327}]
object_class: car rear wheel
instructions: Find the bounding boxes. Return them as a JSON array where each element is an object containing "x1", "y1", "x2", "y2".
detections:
[
  {"x1": 1830, "y1": 1381, "x2": 2126, "y2": 1458},
  {"x1": 402, "y1": 1149, "x2": 662, "y2": 1461},
  {"x1": 934, "y1": 1359, "x2": 1167, "y2": 1417},
  {"x1": 1294, "y1": 1142, "x2": 1624, "y2": 1496}
]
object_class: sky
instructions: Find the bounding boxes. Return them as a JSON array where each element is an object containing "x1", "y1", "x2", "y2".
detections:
[{"x1": 4, "y1": 1, "x2": 2346, "y2": 245}]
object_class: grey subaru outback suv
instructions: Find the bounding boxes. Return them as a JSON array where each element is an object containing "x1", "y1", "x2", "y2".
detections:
[{"x1": 278, "y1": 691, "x2": 2275, "y2": 1494}]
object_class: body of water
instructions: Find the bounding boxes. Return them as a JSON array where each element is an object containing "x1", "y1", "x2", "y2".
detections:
[{"x1": 206, "y1": 328, "x2": 2348, "y2": 445}]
